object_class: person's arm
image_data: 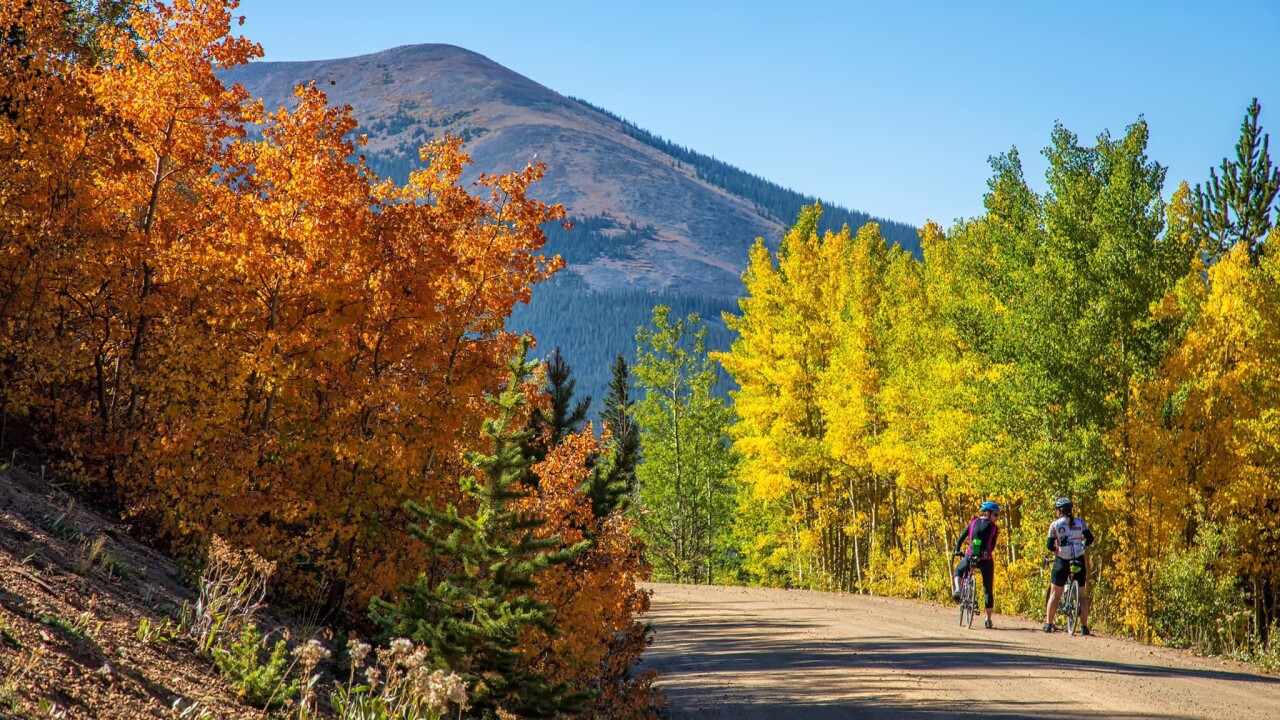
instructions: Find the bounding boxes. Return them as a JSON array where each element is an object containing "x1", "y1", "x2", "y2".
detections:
[
  {"x1": 1083, "y1": 525, "x2": 1095, "y2": 548},
  {"x1": 954, "y1": 523, "x2": 970, "y2": 555},
  {"x1": 1045, "y1": 528, "x2": 1056, "y2": 553}
]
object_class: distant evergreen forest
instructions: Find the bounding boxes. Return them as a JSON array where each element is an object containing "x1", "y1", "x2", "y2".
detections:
[
  {"x1": 569, "y1": 97, "x2": 921, "y2": 256},
  {"x1": 507, "y1": 274, "x2": 739, "y2": 418},
  {"x1": 539, "y1": 213, "x2": 659, "y2": 265}
]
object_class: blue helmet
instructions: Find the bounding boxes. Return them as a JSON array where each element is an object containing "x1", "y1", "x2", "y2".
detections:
[{"x1": 980, "y1": 501, "x2": 1001, "y2": 514}]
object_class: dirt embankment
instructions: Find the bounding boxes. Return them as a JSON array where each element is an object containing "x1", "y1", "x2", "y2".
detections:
[
  {"x1": 640, "y1": 583, "x2": 1280, "y2": 720},
  {"x1": 0, "y1": 467, "x2": 266, "y2": 719}
]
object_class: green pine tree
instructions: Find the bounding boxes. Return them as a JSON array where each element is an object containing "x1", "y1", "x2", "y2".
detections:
[
  {"x1": 584, "y1": 354, "x2": 641, "y2": 519},
  {"x1": 370, "y1": 339, "x2": 590, "y2": 719},
  {"x1": 1195, "y1": 98, "x2": 1280, "y2": 263},
  {"x1": 528, "y1": 347, "x2": 590, "y2": 465}
]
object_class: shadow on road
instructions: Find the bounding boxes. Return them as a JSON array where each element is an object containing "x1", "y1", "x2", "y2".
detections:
[
  {"x1": 644, "y1": 614, "x2": 1277, "y2": 719},
  {"x1": 656, "y1": 696, "x2": 1200, "y2": 720},
  {"x1": 647, "y1": 616, "x2": 1279, "y2": 685}
]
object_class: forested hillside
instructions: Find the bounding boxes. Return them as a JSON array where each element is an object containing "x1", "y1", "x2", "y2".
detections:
[
  {"x1": 226, "y1": 44, "x2": 921, "y2": 415},
  {"x1": 507, "y1": 275, "x2": 738, "y2": 412},
  {"x1": 569, "y1": 98, "x2": 921, "y2": 256}
]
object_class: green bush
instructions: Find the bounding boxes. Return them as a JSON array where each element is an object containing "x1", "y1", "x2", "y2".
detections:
[
  {"x1": 1245, "y1": 624, "x2": 1280, "y2": 672},
  {"x1": 1150, "y1": 525, "x2": 1246, "y2": 654},
  {"x1": 212, "y1": 624, "x2": 296, "y2": 710}
]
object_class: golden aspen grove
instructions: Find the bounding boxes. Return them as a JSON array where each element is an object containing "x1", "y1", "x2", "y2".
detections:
[
  {"x1": 1, "y1": 0, "x2": 654, "y2": 717},
  {"x1": 712, "y1": 115, "x2": 1280, "y2": 667}
]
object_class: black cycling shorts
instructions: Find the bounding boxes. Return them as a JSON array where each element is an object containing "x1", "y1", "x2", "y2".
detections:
[
  {"x1": 956, "y1": 555, "x2": 995, "y2": 610},
  {"x1": 1051, "y1": 556, "x2": 1087, "y2": 587}
]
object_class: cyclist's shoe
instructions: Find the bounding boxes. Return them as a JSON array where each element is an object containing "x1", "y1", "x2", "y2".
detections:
[
  {"x1": 952, "y1": 592, "x2": 960, "y2": 603},
  {"x1": 1081, "y1": 625, "x2": 1091, "y2": 636},
  {"x1": 984, "y1": 618, "x2": 993, "y2": 629},
  {"x1": 1042, "y1": 623, "x2": 1055, "y2": 633}
]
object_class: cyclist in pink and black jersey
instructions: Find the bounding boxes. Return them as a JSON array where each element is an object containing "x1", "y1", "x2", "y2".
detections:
[
  {"x1": 1043, "y1": 497, "x2": 1097, "y2": 634},
  {"x1": 952, "y1": 501, "x2": 1000, "y2": 629}
]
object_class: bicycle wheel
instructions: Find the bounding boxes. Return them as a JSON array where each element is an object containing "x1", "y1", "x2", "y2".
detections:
[
  {"x1": 963, "y1": 575, "x2": 976, "y2": 629},
  {"x1": 1064, "y1": 580, "x2": 1079, "y2": 636}
]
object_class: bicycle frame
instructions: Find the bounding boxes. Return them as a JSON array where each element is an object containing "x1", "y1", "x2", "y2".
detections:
[{"x1": 955, "y1": 558, "x2": 978, "y2": 629}]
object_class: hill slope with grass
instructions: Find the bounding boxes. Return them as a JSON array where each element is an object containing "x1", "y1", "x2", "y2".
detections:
[
  {"x1": 0, "y1": 463, "x2": 471, "y2": 719},
  {"x1": 0, "y1": 463, "x2": 264, "y2": 718}
]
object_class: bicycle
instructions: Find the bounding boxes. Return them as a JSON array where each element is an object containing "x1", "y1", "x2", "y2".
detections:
[
  {"x1": 1043, "y1": 555, "x2": 1084, "y2": 636},
  {"x1": 954, "y1": 555, "x2": 977, "y2": 629},
  {"x1": 1060, "y1": 557, "x2": 1084, "y2": 635}
]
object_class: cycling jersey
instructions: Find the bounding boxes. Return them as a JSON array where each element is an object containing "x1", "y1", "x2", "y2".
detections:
[
  {"x1": 1047, "y1": 516, "x2": 1092, "y2": 560},
  {"x1": 955, "y1": 516, "x2": 999, "y2": 561}
]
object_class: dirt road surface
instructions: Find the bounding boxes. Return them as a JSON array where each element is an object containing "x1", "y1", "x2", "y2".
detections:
[{"x1": 641, "y1": 583, "x2": 1280, "y2": 719}]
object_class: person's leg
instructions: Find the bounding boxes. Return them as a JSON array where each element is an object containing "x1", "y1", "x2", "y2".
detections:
[
  {"x1": 980, "y1": 559, "x2": 994, "y2": 626},
  {"x1": 953, "y1": 555, "x2": 971, "y2": 600},
  {"x1": 1078, "y1": 559, "x2": 1091, "y2": 628},
  {"x1": 1045, "y1": 557, "x2": 1067, "y2": 630},
  {"x1": 1045, "y1": 585, "x2": 1063, "y2": 623}
]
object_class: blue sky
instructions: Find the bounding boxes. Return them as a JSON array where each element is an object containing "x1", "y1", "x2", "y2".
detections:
[{"x1": 237, "y1": 0, "x2": 1280, "y2": 228}]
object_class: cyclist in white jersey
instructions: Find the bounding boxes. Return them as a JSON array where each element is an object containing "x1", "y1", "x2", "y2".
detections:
[{"x1": 1043, "y1": 497, "x2": 1096, "y2": 634}]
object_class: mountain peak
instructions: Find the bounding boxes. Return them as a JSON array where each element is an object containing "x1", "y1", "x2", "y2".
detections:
[
  {"x1": 223, "y1": 45, "x2": 917, "y2": 295},
  {"x1": 222, "y1": 44, "x2": 919, "y2": 412}
]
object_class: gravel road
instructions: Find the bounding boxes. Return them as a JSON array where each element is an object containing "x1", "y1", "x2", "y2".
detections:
[{"x1": 641, "y1": 583, "x2": 1280, "y2": 719}]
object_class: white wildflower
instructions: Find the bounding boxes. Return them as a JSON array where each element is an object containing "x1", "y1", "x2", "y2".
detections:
[
  {"x1": 349, "y1": 639, "x2": 372, "y2": 666},
  {"x1": 388, "y1": 637, "x2": 414, "y2": 660},
  {"x1": 294, "y1": 638, "x2": 330, "y2": 671},
  {"x1": 443, "y1": 671, "x2": 468, "y2": 706}
]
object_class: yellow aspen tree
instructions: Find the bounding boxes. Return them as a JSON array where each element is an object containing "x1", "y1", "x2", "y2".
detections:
[
  {"x1": 819, "y1": 222, "x2": 891, "y2": 593},
  {"x1": 718, "y1": 205, "x2": 860, "y2": 589},
  {"x1": 867, "y1": 224, "x2": 985, "y2": 599}
]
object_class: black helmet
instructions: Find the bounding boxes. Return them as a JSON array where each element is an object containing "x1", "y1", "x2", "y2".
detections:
[{"x1": 1054, "y1": 497, "x2": 1073, "y2": 512}]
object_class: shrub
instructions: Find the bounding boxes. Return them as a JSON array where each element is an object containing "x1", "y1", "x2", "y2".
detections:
[
  {"x1": 329, "y1": 637, "x2": 468, "y2": 720},
  {"x1": 1150, "y1": 525, "x2": 1245, "y2": 654},
  {"x1": 187, "y1": 536, "x2": 275, "y2": 655},
  {"x1": 212, "y1": 624, "x2": 296, "y2": 710}
]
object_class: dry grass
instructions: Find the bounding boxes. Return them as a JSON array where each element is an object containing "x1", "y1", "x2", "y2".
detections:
[{"x1": 0, "y1": 464, "x2": 272, "y2": 719}]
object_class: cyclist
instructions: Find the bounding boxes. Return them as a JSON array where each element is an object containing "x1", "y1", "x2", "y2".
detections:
[
  {"x1": 1043, "y1": 496, "x2": 1096, "y2": 634},
  {"x1": 952, "y1": 500, "x2": 1000, "y2": 629}
]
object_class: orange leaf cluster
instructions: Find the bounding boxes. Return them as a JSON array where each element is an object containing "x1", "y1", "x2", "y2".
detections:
[{"x1": 522, "y1": 429, "x2": 658, "y2": 717}]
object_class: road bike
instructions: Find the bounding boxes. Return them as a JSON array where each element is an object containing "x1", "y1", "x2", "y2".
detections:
[
  {"x1": 1060, "y1": 557, "x2": 1084, "y2": 635},
  {"x1": 955, "y1": 555, "x2": 977, "y2": 629},
  {"x1": 1043, "y1": 555, "x2": 1084, "y2": 635}
]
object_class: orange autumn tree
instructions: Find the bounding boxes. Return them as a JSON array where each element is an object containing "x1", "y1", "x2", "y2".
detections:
[
  {"x1": 524, "y1": 428, "x2": 657, "y2": 719},
  {"x1": 1, "y1": 0, "x2": 254, "y2": 458},
  {"x1": 128, "y1": 79, "x2": 568, "y2": 608},
  {"x1": 0, "y1": 0, "x2": 99, "y2": 446},
  {"x1": 49, "y1": 0, "x2": 259, "y2": 481}
]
